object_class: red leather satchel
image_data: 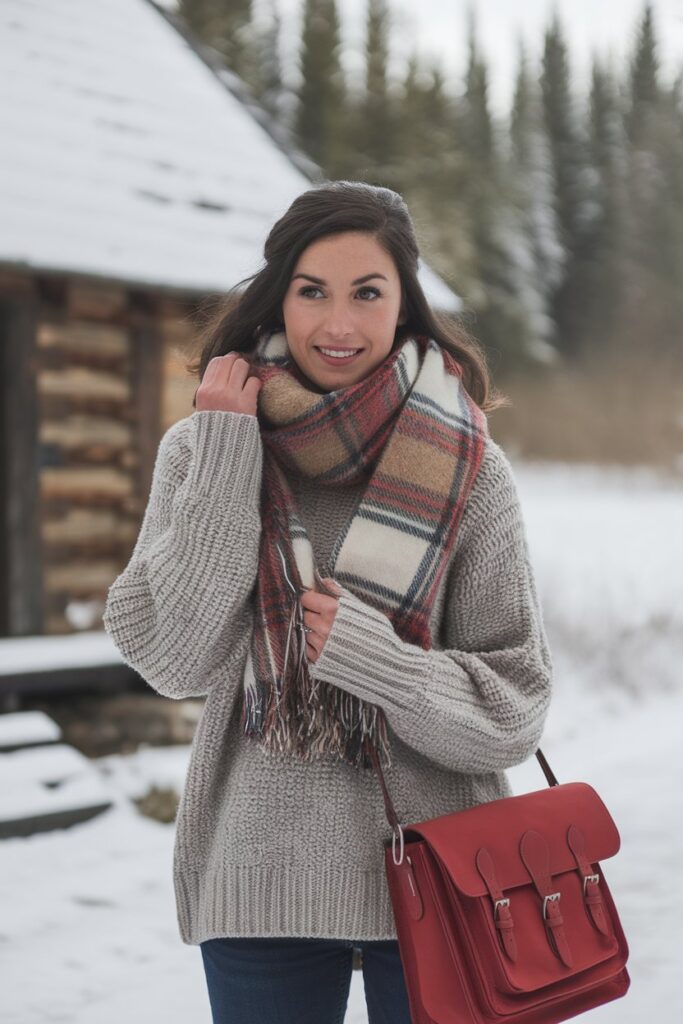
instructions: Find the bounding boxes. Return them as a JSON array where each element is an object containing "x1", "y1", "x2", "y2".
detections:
[{"x1": 364, "y1": 735, "x2": 630, "y2": 1024}]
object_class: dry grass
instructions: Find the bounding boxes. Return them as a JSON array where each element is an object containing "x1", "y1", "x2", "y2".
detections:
[
  {"x1": 134, "y1": 785, "x2": 180, "y2": 824},
  {"x1": 490, "y1": 346, "x2": 683, "y2": 471}
]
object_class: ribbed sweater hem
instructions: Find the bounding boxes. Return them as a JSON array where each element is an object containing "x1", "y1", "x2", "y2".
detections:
[{"x1": 173, "y1": 861, "x2": 398, "y2": 945}]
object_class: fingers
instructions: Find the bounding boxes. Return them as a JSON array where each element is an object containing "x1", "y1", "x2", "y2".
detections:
[
  {"x1": 197, "y1": 352, "x2": 261, "y2": 415},
  {"x1": 301, "y1": 604, "x2": 334, "y2": 663},
  {"x1": 225, "y1": 355, "x2": 262, "y2": 403},
  {"x1": 229, "y1": 355, "x2": 251, "y2": 390},
  {"x1": 299, "y1": 589, "x2": 338, "y2": 613},
  {"x1": 243, "y1": 376, "x2": 263, "y2": 398},
  {"x1": 205, "y1": 351, "x2": 238, "y2": 386},
  {"x1": 301, "y1": 599, "x2": 330, "y2": 638},
  {"x1": 305, "y1": 630, "x2": 324, "y2": 662},
  {"x1": 313, "y1": 572, "x2": 341, "y2": 598},
  {"x1": 299, "y1": 579, "x2": 340, "y2": 663},
  {"x1": 205, "y1": 352, "x2": 252, "y2": 389}
]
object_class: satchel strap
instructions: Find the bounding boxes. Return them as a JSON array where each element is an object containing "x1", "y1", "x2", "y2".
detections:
[
  {"x1": 363, "y1": 718, "x2": 559, "y2": 836},
  {"x1": 364, "y1": 731, "x2": 402, "y2": 832},
  {"x1": 535, "y1": 747, "x2": 559, "y2": 787}
]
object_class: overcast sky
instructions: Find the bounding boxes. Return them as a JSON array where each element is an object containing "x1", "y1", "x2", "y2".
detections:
[{"x1": 265, "y1": 0, "x2": 683, "y2": 117}]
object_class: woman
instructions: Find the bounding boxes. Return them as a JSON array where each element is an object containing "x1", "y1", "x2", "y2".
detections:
[{"x1": 103, "y1": 181, "x2": 554, "y2": 1023}]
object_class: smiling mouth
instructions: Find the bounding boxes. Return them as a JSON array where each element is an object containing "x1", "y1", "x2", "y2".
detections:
[{"x1": 314, "y1": 346, "x2": 364, "y2": 364}]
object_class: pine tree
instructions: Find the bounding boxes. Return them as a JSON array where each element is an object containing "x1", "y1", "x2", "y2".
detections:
[
  {"x1": 457, "y1": 7, "x2": 531, "y2": 371},
  {"x1": 177, "y1": 0, "x2": 254, "y2": 83},
  {"x1": 395, "y1": 54, "x2": 451, "y2": 176},
  {"x1": 510, "y1": 38, "x2": 531, "y2": 167},
  {"x1": 294, "y1": 0, "x2": 348, "y2": 173},
  {"x1": 355, "y1": 0, "x2": 398, "y2": 182},
  {"x1": 585, "y1": 56, "x2": 628, "y2": 346},
  {"x1": 652, "y1": 82, "x2": 683, "y2": 355},
  {"x1": 393, "y1": 54, "x2": 472, "y2": 294},
  {"x1": 463, "y1": 6, "x2": 494, "y2": 171},
  {"x1": 177, "y1": 0, "x2": 218, "y2": 42},
  {"x1": 626, "y1": 1, "x2": 660, "y2": 146},
  {"x1": 507, "y1": 38, "x2": 563, "y2": 363},
  {"x1": 539, "y1": 10, "x2": 593, "y2": 357},
  {"x1": 238, "y1": 0, "x2": 290, "y2": 130},
  {"x1": 620, "y1": 4, "x2": 683, "y2": 356}
]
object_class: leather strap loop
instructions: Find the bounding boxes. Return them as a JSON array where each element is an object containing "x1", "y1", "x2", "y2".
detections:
[
  {"x1": 566, "y1": 824, "x2": 610, "y2": 935},
  {"x1": 519, "y1": 830, "x2": 574, "y2": 968},
  {"x1": 476, "y1": 847, "x2": 518, "y2": 962}
]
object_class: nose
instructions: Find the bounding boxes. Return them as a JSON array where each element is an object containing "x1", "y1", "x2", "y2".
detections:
[{"x1": 321, "y1": 302, "x2": 355, "y2": 342}]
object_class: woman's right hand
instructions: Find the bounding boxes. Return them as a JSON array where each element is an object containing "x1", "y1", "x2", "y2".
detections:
[{"x1": 195, "y1": 352, "x2": 263, "y2": 416}]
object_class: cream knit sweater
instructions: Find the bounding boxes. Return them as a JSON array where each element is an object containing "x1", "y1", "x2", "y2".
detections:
[{"x1": 102, "y1": 409, "x2": 553, "y2": 945}]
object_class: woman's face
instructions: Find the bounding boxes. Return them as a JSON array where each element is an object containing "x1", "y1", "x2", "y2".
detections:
[{"x1": 280, "y1": 231, "x2": 406, "y2": 392}]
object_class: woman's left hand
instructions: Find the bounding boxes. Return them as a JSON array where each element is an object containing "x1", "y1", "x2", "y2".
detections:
[{"x1": 300, "y1": 578, "x2": 341, "y2": 663}]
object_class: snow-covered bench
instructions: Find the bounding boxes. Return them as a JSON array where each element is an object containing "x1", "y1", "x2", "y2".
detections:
[{"x1": 0, "y1": 710, "x2": 112, "y2": 838}]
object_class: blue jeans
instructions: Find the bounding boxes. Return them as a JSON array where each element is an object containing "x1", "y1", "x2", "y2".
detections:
[{"x1": 199, "y1": 935, "x2": 413, "y2": 1023}]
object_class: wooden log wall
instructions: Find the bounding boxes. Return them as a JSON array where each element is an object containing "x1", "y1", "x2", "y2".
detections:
[
  {"x1": 158, "y1": 297, "x2": 201, "y2": 431},
  {"x1": 36, "y1": 285, "x2": 210, "y2": 635},
  {"x1": 36, "y1": 284, "x2": 141, "y2": 634},
  {"x1": 1, "y1": 271, "x2": 214, "y2": 639},
  {"x1": 0, "y1": 275, "x2": 43, "y2": 636}
]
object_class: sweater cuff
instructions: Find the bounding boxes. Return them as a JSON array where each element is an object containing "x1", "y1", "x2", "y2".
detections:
[
  {"x1": 188, "y1": 410, "x2": 263, "y2": 506},
  {"x1": 307, "y1": 584, "x2": 426, "y2": 710}
]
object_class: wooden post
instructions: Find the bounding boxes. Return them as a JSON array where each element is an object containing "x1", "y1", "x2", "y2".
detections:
[
  {"x1": 0, "y1": 291, "x2": 44, "y2": 636},
  {"x1": 129, "y1": 293, "x2": 163, "y2": 507}
]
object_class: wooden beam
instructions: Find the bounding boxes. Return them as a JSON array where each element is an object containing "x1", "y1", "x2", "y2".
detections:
[
  {"x1": 129, "y1": 294, "x2": 163, "y2": 506},
  {"x1": 0, "y1": 296, "x2": 44, "y2": 636}
]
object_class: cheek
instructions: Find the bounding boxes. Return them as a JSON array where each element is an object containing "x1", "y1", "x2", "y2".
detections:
[
  {"x1": 282, "y1": 303, "x2": 319, "y2": 342},
  {"x1": 366, "y1": 303, "x2": 402, "y2": 340}
]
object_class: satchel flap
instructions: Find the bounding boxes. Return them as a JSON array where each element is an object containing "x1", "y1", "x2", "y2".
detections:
[{"x1": 406, "y1": 781, "x2": 620, "y2": 898}]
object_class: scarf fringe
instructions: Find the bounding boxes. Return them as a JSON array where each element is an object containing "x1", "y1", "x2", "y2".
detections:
[{"x1": 243, "y1": 592, "x2": 393, "y2": 770}]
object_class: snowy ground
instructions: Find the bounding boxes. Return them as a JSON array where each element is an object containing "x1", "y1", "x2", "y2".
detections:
[{"x1": 1, "y1": 456, "x2": 682, "y2": 1023}]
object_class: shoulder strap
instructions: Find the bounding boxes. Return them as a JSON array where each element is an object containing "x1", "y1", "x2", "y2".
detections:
[{"x1": 363, "y1": 738, "x2": 559, "y2": 832}]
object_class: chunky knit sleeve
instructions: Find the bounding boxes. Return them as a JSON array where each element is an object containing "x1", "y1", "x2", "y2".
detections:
[
  {"x1": 102, "y1": 409, "x2": 262, "y2": 699},
  {"x1": 307, "y1": 438, "x2": 554, "y2": 774}
]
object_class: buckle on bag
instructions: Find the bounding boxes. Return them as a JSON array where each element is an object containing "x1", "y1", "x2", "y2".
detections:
[
  {"x1": 566, "y1": 824, "x2": 611, "y2": 935},
  {"x1": 476, "y1": 848, "x2": 518, "y2": 962},
  {"x1": 520, "y1": 830, "x2": 574, "y2": 968},
  {"x1": 542, "y1": 892, "x2": 561, "y2": 920},
  {"x1": 494, "y1": 897, "x2": 510, "y2": 919}
]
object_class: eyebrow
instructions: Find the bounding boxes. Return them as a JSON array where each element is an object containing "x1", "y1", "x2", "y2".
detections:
[{"x1": 291, "y1": 272, "x2": 388, "y2": 286}]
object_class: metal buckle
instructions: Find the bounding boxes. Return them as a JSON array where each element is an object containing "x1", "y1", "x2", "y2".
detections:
[
  {"x1": 494, "y1": 897, "x2": 510, "y2": 919},
  {"x1": 392, "y1": 823, "x2": 405, "y2": 866},
  {"x1": 583, "y1": 872, "x2": 600, "y2": 894},
  {"x1": 542, "y1": 892, "x2": 561, "y2": 919}
]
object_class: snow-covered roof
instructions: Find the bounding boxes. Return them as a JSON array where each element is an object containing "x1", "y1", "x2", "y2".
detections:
[{"x1": 0, "y1": 0, "x2": 461, "y2": 310}]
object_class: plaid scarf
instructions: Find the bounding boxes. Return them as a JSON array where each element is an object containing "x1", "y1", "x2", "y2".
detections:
[{"x1": 240, "y1": 328, "x2": 489, "y2": 769}]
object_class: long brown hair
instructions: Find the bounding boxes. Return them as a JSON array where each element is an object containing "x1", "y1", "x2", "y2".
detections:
[{"x1": 186, "y1": 180, "x2": 508, "y2": 413}]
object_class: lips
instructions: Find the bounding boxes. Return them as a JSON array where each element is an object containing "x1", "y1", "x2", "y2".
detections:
[{"x1": 314, "y1": 346, "x2": 364, "y2": 366}]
